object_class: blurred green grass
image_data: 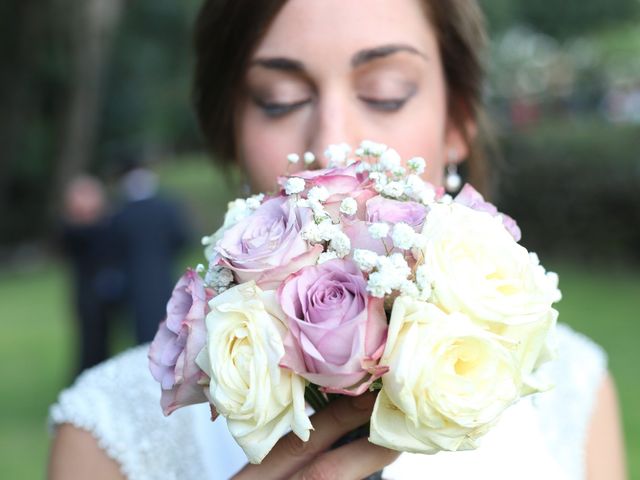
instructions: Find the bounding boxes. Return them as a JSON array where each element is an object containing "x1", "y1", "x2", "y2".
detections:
[{"x1": 0, "y1": 156, "x2": 638, "y2": 478}]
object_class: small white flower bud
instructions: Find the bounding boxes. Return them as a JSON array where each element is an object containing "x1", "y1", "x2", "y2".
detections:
[
  {"x1": 308, "y1": 186, "x2": 330, "y2": 203},
  {"x1": 303, "y1": 151, "x2": 316, "y2": 165},
  {"x1": 287, "y1": 153, "x2": 300, "y2": 164},
  {"x1": 284, "y1": 177, "x2": 305, "y2": 195},
  {"x1": 391, "y1": 223, "x2": 416, "y2": 250},
  {"x1": 407, "y1": 157, "x2": 426, "y2": 175},
  {"x1": 383, "y1": 181, "x2": 404, "y2": 198},
  {"x1": 317, "y1": 251, "x2": 339, "y2": 264},
  {"x1": 340, "y1": 197, "x2": 358, "y2": 216},
  {"x1": 329, "y1": 231, "x2": 351, "y2": 258},
  {"x1": 353, "y1": 249, "x2": 378, "y2": 272},
  {"x1": 369, "y1": 222, "x2": 390, "y2": 239}
]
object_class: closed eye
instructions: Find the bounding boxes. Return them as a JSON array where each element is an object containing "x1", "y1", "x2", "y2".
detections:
[
  {"x1": 253, "y1": 97, "x2": 311, "y2": 118},
  {"x1": 359, "y1": 96, "x2": 411, "y2": 112}
]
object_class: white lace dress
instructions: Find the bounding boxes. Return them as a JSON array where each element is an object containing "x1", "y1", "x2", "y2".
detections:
[{"x1": 49, "y1": 324, "x2": 606, "y2": 480}]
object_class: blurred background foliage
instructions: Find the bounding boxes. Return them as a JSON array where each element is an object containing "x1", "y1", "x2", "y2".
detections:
[{"x1": 0, "y1": 0, "x2": 639, "y2": 477}]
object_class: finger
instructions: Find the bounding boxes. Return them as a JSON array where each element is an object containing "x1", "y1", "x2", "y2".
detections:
[
  {"x1": 234, "y1": 392, "x2": 377, "y2": 479},
  {"x1": 291, "y1": 437, "x2": 400, "y2": 480}
]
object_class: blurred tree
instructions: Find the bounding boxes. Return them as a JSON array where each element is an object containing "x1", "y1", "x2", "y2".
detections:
[
  {"x1": 53, "y1": 0, "x2": 124, "y2": 207},
  {"x1": 482, "y1": 0, "x2": 640, "y2": 37}
]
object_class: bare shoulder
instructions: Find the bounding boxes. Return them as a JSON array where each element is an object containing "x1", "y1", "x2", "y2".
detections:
[
  {"x1": 48, "y1": 423, "x2": 125, "y2": 480},
  {"x1": 585, "y1": 372, "x2": 627, "y2": 480}
]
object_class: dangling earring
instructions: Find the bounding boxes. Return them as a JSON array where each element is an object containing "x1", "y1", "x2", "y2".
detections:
[{"x1": 445, "y1": 148, "x2": 462, "y2": 193}]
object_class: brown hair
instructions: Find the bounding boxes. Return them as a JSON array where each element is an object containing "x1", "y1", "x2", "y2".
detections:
[{"x1": 193, "y1": 0, "x2": 490, "y2": 192}]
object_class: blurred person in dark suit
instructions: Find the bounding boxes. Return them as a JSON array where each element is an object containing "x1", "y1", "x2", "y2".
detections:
[
  {"x1": 61, "y1": 175, "x2": 125, "y2": 373},
  {"x1": 112, "y1": 156, "x2": 190, "y2": 343}
]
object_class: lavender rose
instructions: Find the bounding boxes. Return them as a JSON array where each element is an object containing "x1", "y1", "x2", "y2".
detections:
[
  {"x1": 278, "y1": 259, "x2": 388, "y2": 395},
  {"x1": 215, "y1": 196, "x2": 322, "y2": 289},
  {"x1": 455, "y1": 184, "x2": 521, "y2": 241},
  {"x1": 148, "y1": 269, "x2": 210, "y2": 416},
  {"x1": 366, "y1": 195, "x2": 426, "y2": 229},
  {"x1": 342, "y1": 196, "x2": 426, "y2": 255}
]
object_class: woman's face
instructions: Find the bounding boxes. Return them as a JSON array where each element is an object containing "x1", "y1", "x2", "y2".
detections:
[{"x1": 237, "y1": 0, "x2": 469, "y2": 192}]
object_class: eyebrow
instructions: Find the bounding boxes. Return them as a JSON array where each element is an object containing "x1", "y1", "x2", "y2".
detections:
[
  {"x1": 250, "y1": 43, "x2": 427, "y2": 74},
  {"x1": 352, "y1": 43, "x2": 428, "y2": 67},
  {"x1": 250, "y1": 57, "x2": 306, "y2": 73}
]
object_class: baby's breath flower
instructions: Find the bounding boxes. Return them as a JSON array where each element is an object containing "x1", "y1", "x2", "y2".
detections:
[
  {"x1": 195, "y1": 263, "x2": 206, "y2": 273},
  {"x1": 379, "y1": 148, "x2": 401, "y2": 171},
  {"x1": 201, "y1": 235, "x2": 212, "y2": 246},
  {"x1": 284, "y1": 177, "x2": 305, "y2": 195},
  {"x1": 317, "y1": 219, "x2": 339, "y2": 241},
  {"x1": 439, "y1": 194, "x2": 453, "y2": 205},
  {"x1": 303, "y1": 151, "x2": 316, "y2": 165},
  {"x1": 400, "y1": 280, "x2": 420, "y2": 299},
  {"x1": 368, "y1": 141, "x2": 388, "y2": 157},
  {"x1": 369, "y1": 222, "x2": 390, "y2": 239},
  {"x1": 301, "y1": 223, "x2": 323, "y2": 244},
  {"x1": 245, "y1": 193, "x2": 264, "y2": 210},
  {"x1": 418, "y1": 189, "x2": 436, "y2": 205},
  {"x1": 367, "y1": 271, "x2": 392, "y2": 298},
  {"x1": 415, "y1": 264, "x2": 432, "y2": 291},
  {"x1": 391, "y1": 223, "x2": 416, "y2": 250},
  {"x1": 287, "y1": 153, "x2": 300, "y2": 164},
  {"x1": 369, "y1": 171, "x2": 388, "y2": 193},
  {"x1": 390, "y1": 166, "x2": 406, "y2": 177},
  {"x1": 388, "y1": 253, "x2": 411, "y2": 278},
  {"x1": 307, "y1": 186, "x2": 330, "y2": 203},
  {"x1": 355, "y1": 161, "x2": 371, "y2": 173},
  {"x1": 324, "y1": 143, "x2": 351, "y2": 166},
  {"x1": 353, "y1": 249, "x2": 378, "y2": 272},
  {"x1": 317, "y1": 251, "x2": 339, "y2": 264},
  {"x1": 205, "y1": 264, "x2": 234, "y2": 290},
  {"x1": 329, "y1": 231, "x2": 351, "y2": 258},
  {"x1": 407, "y1": 156, "x2": 426, "y2": 175},
  {"x1": 308, "y1": 199, "x2": 330, "y2": 221},
  {"x1": 383, "y1": 181, "x2": 404, "y2": 199},
  {"x1": 340, "y1": 197, "x2": 358, "y2": 216}
]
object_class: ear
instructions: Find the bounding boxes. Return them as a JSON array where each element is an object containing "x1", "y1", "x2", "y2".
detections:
[{"x1": 444, "y1": 116, "x2": 476, "y2": 163}]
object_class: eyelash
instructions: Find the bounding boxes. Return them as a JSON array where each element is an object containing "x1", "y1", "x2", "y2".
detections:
[
  {"x1": 359, "y1": 96, "x2": 410, "y2": 112},
  {"x1": 254, "y1": 98, "x2": 310, "y2": 118},
  {"x1": 253, "y1": 94, "x2": 411, "y2": 117}
]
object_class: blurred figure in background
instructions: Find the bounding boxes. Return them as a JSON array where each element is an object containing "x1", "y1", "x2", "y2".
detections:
[
  {"x1": 60, "y1": 175, "x2": 124, "y2": 373},
  {"x1": 112, "y1": 156, "x2": 190, "y2": 343}
]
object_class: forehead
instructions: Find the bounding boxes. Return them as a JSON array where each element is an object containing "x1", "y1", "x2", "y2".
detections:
[{"x1": 253, "y1": 0, "x2": 438, "y2": 66}]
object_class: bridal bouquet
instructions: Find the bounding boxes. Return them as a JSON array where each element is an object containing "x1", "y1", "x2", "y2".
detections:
[{"x1": 148, "y1": 141, "x2": 561, "y2": 464}]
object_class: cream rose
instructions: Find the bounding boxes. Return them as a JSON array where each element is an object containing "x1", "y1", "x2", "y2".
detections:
[
  {"x1": 417, "y1": 203, "x2": 560, "y2": 387},
  {"x1": 196, "y1": 282, "x2": 312, "y2": 464},
  {"x1": 370, "y1": 297, "x2": 521, "y2": 454}
]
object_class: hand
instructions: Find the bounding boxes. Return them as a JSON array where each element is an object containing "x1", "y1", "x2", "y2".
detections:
[{"x1": 233, "y1": 392, "x2": 399, "y2": 480}]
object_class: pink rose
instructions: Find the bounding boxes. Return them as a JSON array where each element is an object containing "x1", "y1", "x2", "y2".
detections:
[
  {"x1": 215, "y1": 196, "x2": 322, "y2": 289},
  {"x1": 454, "y1": 184, "x2": 522, "y2": 241},
  {"x1": 278, "y1": 259, "x2": 388, "y2": 395},
  {"x1": 341, "y1": 196, "x2": 426, "y2": 255},
  {"x1": 148, "y1": 269, "x2": 210, "y2": 416},
  {"x1": 366, "y1": 195, "x2": 426, "y2": 229},
  {"x1": 279, "y1": 164, "x2": 375, "y2": 219}
]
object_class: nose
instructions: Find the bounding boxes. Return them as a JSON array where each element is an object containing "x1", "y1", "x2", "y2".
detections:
[{"x1": 306, "y1": 93, "x2": 362, "y2": 168}]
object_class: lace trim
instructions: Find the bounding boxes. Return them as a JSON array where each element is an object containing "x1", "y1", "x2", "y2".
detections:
[
  {"x1": 48, "y1": 346, "x2": 206, "y2": 480},
  {"x1": 534, "y1": 323, "x2": 608, "y2": 480}
]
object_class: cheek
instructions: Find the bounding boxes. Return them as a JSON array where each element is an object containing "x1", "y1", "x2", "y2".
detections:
[{"x1": 239, "y1": 110, "x2": 305, "y2": 192}]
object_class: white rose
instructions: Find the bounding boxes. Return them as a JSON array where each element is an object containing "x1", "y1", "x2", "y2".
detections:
[
  {"x1": 418, "y1": 203, "x2": 559, "y2": 387},
  {"x1": 370, "y1": 297, "x2": 521, "y2": 454},
  {"x1": 196, "y1": 282, "x2": 312, "y2": 463}
]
